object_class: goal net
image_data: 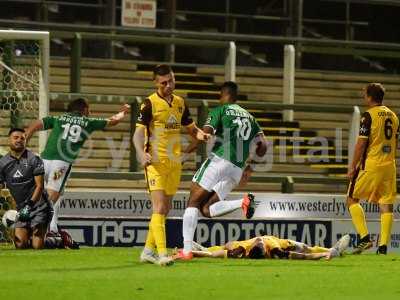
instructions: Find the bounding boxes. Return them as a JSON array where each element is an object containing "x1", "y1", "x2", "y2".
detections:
[
  {"x1": 0, "y1": 30, "x2": 49, "y2": 243},
  {"x1": 0, "y1": 30, "x2": 49, "y2": 155}
]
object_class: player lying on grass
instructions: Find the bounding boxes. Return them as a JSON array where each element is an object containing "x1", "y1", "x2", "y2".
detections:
[
  {"x1": 180, "y1": 234, "x2": 350, "y2": 261},
  {"x1": 176, "y1": 82, "x2": 267, "y2": 260},
  {"x1": 0, "y1": 128, "x2": 77, "y2": 249},
  {"x1": 25, "y1": 98, "x2": 130, "y2": 237}
]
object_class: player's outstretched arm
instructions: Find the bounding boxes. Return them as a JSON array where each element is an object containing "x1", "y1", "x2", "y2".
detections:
[
  {"x1": 25, "y1": 120, "x2": 44, "y2": 142},
  {"x1": 192, "y1": 250, "x2": 226, "y2": 258},
  {"x1": 182, "y1": 137, "x2": 199, "y2": 155},
  {"x1": 288, "y1": 251, "x2": 330, "y2": 260},
  {"x1": 105, "y1": 104, "x2": 130, "y2": 128},
  {"x1": 186, "y1": 123, "x2": 211, "y2": 142},
  {"x1": 183, "y1": 124, "x2": 212, "y2": 154}
]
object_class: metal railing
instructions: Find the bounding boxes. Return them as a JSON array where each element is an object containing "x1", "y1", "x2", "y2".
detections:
[
  {"x1": 1, "y1": 18, "x2": 399, "y2": 61},
  {"x1": 64, "y1": 32, "x2": 236, "y2": 93},
  {"x1": 0, "y1": 18, "x2": 384, "y2": 47},
  {"x1": 68, "y1": 170, "x2": 296, "y2": 194},
  {"x1": 1, "y1": 0, "x2": 371, "y2": 36}
]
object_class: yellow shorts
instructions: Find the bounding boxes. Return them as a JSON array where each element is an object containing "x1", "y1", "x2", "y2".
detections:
[
  {"x1": 144, "y1": 160, "x2": 181, "y2": 196},
  {"x1": 347, "y1": 164, "x2": 397, "y2": 204}
]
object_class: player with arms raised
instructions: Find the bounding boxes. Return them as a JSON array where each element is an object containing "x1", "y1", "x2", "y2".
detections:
[
  {"x1": 176, "y1": 81, "x2": 267, "y2": 260},
  {"x1": 25, "y1": 98, "x2": 130, "y2": 234},
  {"x1": 347, "y1": 83, "x2": 399, "y2": 254}
]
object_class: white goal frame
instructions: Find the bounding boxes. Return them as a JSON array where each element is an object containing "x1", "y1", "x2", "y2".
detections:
[{"x1": 0, "y1": 29, "x2": 49, "y2": 153}]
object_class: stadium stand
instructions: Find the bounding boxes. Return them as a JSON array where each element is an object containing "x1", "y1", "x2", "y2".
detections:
[
  {"x1": 2, "y1": 53, "x2": 400, "y2": 194},
  {"x1": 2, "y1": 0, "x2": 400, "y2": 195},
  {"x1": 0, "y1": 57, "x2": 387, "y2": 193}
]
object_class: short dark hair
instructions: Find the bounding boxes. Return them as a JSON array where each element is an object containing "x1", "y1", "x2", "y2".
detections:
[
  {"x1": 67, "y1": 98, "x2": 89, "y2": 114},
  {"x1": 227, "y1": 246, "x2": 246, "y2": 258},
  {"x1": 248, "y1": 244, "x2": 265, "y2": 259},
  {"x1": 153, "y1": 64, "x2": 172, "y2": 80},
  {"x1": 365, "y1": 83, "x2": 385, "y2": 103},
  {"x1": 221, "y1": 81, "x2": 238, "y2": 101},
  {"x1": 8, "y1": 127, "x2": 25, "y2": 136}
]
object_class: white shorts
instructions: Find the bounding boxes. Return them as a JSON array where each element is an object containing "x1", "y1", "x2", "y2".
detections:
[
  {"x1": 43, "y1": 159, "x2": 72, "y2": 193},
  {"x1": 192, "y1": 155, "x2": 243, "y2": 201}
]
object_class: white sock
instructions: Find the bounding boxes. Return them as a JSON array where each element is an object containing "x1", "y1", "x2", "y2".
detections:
[
  {"x1": 49, "y1": 201, "x2": 60, "y2": 233},
  {"x1": 143, "y1": 247, "x2": 155, "y2": 255},
  {"x1": 209, "y1": 199, "x2": 243, "y2": 217},
  {"x1": 182, "y1": 207, "x2": 199, "y2": 254}
]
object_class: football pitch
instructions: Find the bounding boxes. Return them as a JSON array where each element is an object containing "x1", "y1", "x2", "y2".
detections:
[{"x1": 1, "y1": 246, "x2": 399, "y2": 300}]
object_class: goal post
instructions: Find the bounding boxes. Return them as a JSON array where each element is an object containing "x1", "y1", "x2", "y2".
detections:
[{"x1": 0, "y1": 29, "x2": 49, "y2": 154}]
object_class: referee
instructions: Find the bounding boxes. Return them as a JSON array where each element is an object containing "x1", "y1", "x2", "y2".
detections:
[{"x1": 0, "y1": 128, "x2": 52, "y2": 249}]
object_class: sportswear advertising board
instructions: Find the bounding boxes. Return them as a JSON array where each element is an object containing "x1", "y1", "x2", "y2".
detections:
[
  {"x1": 59, "y1": 218, "x2": 332, "y2": 248},
  {"x1": 59, "y1": 218, "x2": 400, "y2": 253},
  {"x1": 332, "y1": 220, "x2": 400, "y2": 253}
]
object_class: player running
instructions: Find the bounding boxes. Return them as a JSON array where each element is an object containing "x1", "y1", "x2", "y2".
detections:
[
  {"x1": 175, "y1": 81, "x2": 267, "y2": 260},
  {"x1": 25, "y1": 98, "x2": 130, "y2": 235},
  {"x1": 347, "y1": 83, "x2": 399, "y2": 255},
  {"x1": 133, "y1": 64, "x2": 209, "y2": 266},
  {"x1": 183, "y1": 234, "x2": 350, "y2": 261}
]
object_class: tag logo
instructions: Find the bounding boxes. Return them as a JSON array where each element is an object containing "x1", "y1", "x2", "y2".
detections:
[{"x1": 13, "y1": 170, "x2": 23, "y2": 178}]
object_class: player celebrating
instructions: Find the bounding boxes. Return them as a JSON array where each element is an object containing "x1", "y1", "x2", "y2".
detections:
[
  {"x1": 176, "y1": 81, "x2": 267, "y2": 260},
  {"x1": 25, "y1": 98, "x2": 130, "y2": 235},
  {"x1": 347, "y1": 83, "x2": 399, "y2": 254},
  {"x1": 133, "y1": 64, "x2": 209, "y2": 266}
]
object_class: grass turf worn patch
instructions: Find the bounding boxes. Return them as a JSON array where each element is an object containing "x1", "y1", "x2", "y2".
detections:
[{"x1": 1, "y1": 247, "x2": 400, "y2": 300}]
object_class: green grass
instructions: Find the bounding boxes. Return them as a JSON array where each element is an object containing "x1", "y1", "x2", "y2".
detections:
[{"x1": 1, "y1": 246, "x2": 400, "y2": 300}]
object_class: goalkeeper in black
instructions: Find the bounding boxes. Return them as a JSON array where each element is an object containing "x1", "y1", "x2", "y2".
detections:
[{"x1": 0, "y1": 128, "x2": 53, "y2": 249}]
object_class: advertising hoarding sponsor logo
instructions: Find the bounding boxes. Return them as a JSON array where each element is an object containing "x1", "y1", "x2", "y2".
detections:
[
  {"x1": 332, "y1": 220, "x2": 400, "y2": 253},
  {"x1": 60, "y1": 191, "x2": 400, "y2": 219},
  {"x1": 59, "y1": 218, "x2": 332, "y2": 248}
]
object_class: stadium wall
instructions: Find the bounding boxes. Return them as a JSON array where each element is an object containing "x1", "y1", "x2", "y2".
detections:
[{"x1": 58, "y1": 191, "x2": 400, "y2": 253}]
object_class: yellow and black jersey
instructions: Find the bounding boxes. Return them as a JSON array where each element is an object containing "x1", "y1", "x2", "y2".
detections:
[
  {"x1": 228, "y1": 237, "x2": 259, "y2": 256},
  {"x1": 261, "y1": 236, "x2": 296, "y2": 251},
  {"x1": 136, "y1": 92, "x2": 194, "y2": 161},
  {"x1": 358, "y1": 105, "x2": 399, "y2": 170}
]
